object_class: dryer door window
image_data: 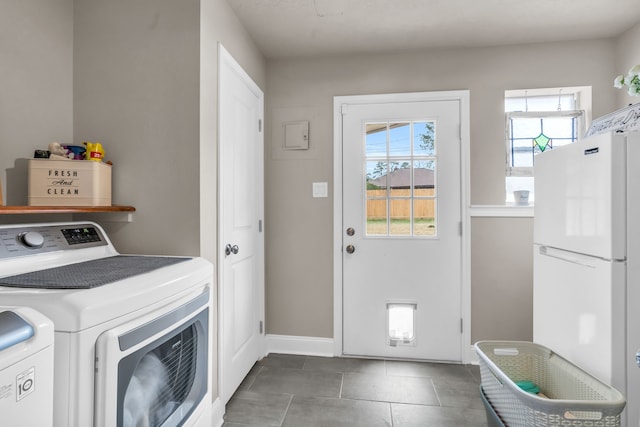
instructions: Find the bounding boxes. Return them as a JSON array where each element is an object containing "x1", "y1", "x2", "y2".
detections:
[
  {"x1": 94, "y1": 290, "x2": 210, "y2": 427},
  {"x1": 118, "y1": 319, "x2": 203, "y2": 426}
]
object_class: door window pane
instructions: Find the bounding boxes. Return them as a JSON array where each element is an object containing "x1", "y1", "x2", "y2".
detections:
[
  {"x1": 389, "y1": 122, "x2": 411, "y2": 156},
  {"x1": 413, "y1": 199, "x2": 436, "y2": 236},
  {"x1": 413, "y1": 161, "x2": 435, "y2": 196},
  {"x1": 367, "y1": 160, "x2": 388, "y2": 185},
  {"x1": 413, "y1": 122, "x2": 436, "y2": 156},
  {"x1": 365, "y1": 120, "x2": 437, "y2": 237},
  {"x1": 389, "y1": 198, "x2": 410, "y2": 236},
  {"x1": 365, "y1": 123, "x2": 388, "y2": 157},
  {"x1": 366, "y1": 199, "x2": 387, "y2": 235}
]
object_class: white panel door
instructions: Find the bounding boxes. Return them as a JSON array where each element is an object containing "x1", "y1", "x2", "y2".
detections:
[
  {"x1": 219, "y1": 45, "x2": 264, "y2": 404},
  {"x1": 341, "y1": 98, "x2": 463, "y2": 361}
]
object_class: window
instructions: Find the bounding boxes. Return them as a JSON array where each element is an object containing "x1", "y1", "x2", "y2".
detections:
[
  {"x1": 504, "y1": 87, "x2": 591, "y2": 204},
  {"x1": 365, "y1": 121, "x2": 437, "y2": 236}
]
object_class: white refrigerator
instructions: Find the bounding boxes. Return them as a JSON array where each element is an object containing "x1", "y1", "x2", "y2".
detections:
[{"x1": 533, "y1": 131, "x2": 640, "y2": 427}]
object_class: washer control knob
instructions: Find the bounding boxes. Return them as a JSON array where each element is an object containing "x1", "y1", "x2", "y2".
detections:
[{"x1": 19, "y1": 231, "x2": 45, "y2": 248}]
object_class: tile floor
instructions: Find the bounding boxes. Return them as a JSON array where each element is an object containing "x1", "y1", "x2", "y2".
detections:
[{"x1": 222, "y1": 354, "x2": 490, "y2": 427}]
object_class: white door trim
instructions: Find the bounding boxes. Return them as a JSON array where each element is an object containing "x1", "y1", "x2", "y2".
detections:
[
  {"x1": 217, "y1": 43, "x2": 266, "y2": 402},
  {"x1": 332, "y1": 90, "x2": 472, "y2": 362}
]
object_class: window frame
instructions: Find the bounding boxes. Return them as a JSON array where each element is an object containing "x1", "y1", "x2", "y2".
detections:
[{"x1": 505, "y1": 109, "x2": 585, "y2": 177}]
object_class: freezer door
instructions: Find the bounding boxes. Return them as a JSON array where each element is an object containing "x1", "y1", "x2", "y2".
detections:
[
  {"x1": 534, "y1": 132, "x2": 626, "y2": 260},
  {"x1": 533, "y1": 245, "x2": 626, "y2": 388}
]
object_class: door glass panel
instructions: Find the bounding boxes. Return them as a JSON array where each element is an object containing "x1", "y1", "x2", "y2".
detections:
[
  {"x1": 414, "y1": 122, "x2": 436, "y2": 156},
  {"x1": 413, "y1": 161, "x2": 435, "y2": 196},
  {"x1": 364, "y1": 120, "x2": 437, "y2": 237},
  {"x1": 367, "y1": 160, "x2": 388, "y2": 187},
  {"x1": 414, "y1": 199, "x2": 436, "y2": 236},
  {"x1": 389, "y1": 122, "x2": 411, "y2": 156},
  {"x1": 365, "y1": 123, "x2": 387, "y2": 156},
  {"x1": 389, "y1": 198, "x2": 410, "y2": 236},
  {"x1": 366, "y1": 199, "x2": 388, "y2": 235}
]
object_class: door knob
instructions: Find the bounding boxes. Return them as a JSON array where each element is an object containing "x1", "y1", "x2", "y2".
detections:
[
  {"x1": 345, "y1": 244, "x2": 355, "y2": 254},
  {"x1": 225, "y1": 244, "x2": 239, "y2": 256}
]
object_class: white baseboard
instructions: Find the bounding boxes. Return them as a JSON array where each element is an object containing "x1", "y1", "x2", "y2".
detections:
[
  {"x1": 468, "y1": 344, "x2": 479, "y2": 365},
  {"x1": 265, "y1": 334, "x2": 334, "y2": 357},
  {"x1": 211, "y1": 396, "x2": 224, "y2": 427},
  {"x1": 263, "y1": 335, "x2": 478, "y2": 364}
]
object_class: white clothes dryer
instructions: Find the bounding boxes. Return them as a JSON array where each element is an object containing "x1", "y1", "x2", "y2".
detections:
[
  {"x1": 0, "y1": 305, "x2": 54, "y2": 427},
  {"x1": 0, "y1": 222, "x2": 214, "y2": 427}
]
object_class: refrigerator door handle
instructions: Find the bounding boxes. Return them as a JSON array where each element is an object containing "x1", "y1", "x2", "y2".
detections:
[{"x1": 538, "y1": 246, "x2": 597, "y2": 269}]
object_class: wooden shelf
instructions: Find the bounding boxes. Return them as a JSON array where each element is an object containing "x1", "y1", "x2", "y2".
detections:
[{"x1": 0, "y1": 205, "x2": 136, "y2": 215}]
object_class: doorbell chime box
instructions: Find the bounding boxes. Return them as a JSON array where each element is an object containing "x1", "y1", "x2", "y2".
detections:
[{"x1": 28, "y1": 159, "x2": 112, "y2": 206}]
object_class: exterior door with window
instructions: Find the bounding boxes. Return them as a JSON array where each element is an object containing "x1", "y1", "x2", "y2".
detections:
[{"x1": 340, "y1": 96, "x2": 463, "y2": 361}]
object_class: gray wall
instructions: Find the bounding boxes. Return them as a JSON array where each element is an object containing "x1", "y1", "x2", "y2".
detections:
[
  {"x1": 616, "y1": 22, "x2": 640, "y2": 107},
  {"x1": 264, "y1": 38, "x2": 623, "y2": 341},
  {"x1": 0, "y1": 0, "x2": 73, "y2": 209},
  {"x1": 73, "y1": 0, "x2": 201, "y2": 255},
  {"x1": 0, "y1": 0, "x2": 266, "y2": 404},
  {"x1": 471, "y1": 217, "x2": 533, "y2": 342}
]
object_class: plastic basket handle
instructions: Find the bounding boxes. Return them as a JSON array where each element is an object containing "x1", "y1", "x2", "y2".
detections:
[{"x1": 493, "y1": 347, "x2": 519, "y2": 356}]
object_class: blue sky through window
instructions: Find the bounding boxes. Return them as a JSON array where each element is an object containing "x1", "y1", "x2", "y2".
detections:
[{"x1": 365, "y1": 122, "x2": 435, "y2": 179}]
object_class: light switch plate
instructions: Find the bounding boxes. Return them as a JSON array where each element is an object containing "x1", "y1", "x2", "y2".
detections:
[{"x1": 312, "y1": 182, "x2": 328, "y2": 198}]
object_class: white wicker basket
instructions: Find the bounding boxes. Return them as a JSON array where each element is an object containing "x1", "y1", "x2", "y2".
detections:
[{"x1": 475, "y1": 341, "x2": 626, "y2": 427}]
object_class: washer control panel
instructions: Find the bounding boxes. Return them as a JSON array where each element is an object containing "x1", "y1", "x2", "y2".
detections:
[{"x1": 0, "y1": 223, "x2": 108, "y2": 259}]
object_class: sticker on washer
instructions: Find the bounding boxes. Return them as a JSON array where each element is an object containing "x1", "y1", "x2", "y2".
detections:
[
  {"x1": 0, "y1": 383, "x2": 12, "y2": 400},
  {"x1": 16, "y1": 367, "x2": 35, "y2": 401}
]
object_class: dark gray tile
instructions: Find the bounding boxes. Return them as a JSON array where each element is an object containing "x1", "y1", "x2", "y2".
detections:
[
  {"x1": 468, "y1": 363, "x2": 482, "y2": 383},
  {"x1": 341, "y1": 372, "x2": 439, "y2": 405},
  {"x1": 432, "y1": 378, "x2": 485, "y2": 409},
  {"x1": 303, "y1": 356, "x2": 386, "y2": 375},
  {"x1": 237, "y1": 364, "x2": 263, "y2": 391},
  {"x1": 250, "y1": 366, "x2": 342, "y2": 397},
  {"x1": 282, "y1": 396, "x2": 392, "y2": 427},
  {"x1": 224, "y1": 390, "x2": 292, "y2": 426},
  {"x1": 391, "y1": 403, "x2": 489, "y2": 427},
  {"x1": 258, "y1": 353, "x2": 307, "y2": 369},
  {"x1": 386, "y1": 361, "x2": 476, "y2": 382}
]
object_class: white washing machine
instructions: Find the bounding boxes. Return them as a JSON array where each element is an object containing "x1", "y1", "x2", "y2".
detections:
[
  {"x1": 0, "y1": 305, "x2": 54, "y2": 427},
  {"x1": 0, "y1": 221, "x2": 214, "y2": 427}
]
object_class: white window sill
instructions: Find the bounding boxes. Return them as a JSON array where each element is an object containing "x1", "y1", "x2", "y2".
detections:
[{"x1": 469, "y1": 204, "x2": 534, "y2": 218}]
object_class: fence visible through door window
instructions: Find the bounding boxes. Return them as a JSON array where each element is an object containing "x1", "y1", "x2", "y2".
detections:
[{"x1": 365, "y1": 121, "x2": 437, "y2": 237}]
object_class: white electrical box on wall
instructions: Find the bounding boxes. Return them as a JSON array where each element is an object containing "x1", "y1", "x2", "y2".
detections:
[{"x1": 283, "y1": 120, "x2": 309, "y2": 150}]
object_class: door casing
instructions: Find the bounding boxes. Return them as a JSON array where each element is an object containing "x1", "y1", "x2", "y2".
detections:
[{"x1": 333, "y1": 90, "x2": 471, "y2": 362}]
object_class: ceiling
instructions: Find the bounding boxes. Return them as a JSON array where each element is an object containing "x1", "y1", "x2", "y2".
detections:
[{"x1": 227, "y1": 0, "x2": 640, "y2": 59}]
